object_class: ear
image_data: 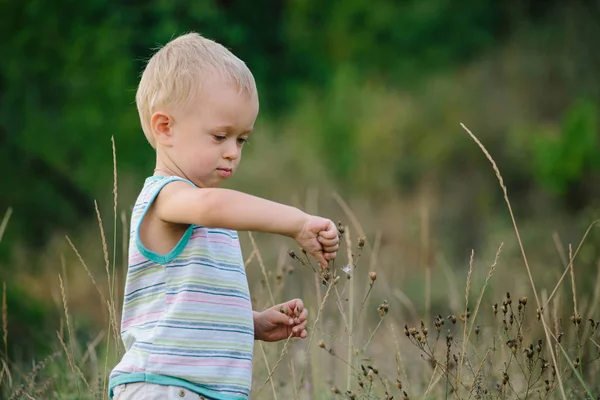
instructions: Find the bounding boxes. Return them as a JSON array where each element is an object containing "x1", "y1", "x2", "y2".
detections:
[{"x1": 151, "y1": 111, "x2": 174, "y2": 146}]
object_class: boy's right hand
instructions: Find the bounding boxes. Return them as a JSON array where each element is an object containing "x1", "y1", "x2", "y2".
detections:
[{"x1": 294, "y1": 216, "x2": 339, "y2": 267}]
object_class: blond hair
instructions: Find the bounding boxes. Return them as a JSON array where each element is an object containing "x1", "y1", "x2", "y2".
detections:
[{"x1": 136, "y1": 32, "x2": 257, "y2": 147}]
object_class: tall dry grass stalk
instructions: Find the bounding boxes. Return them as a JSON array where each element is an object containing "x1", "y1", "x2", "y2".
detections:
[
  {"x1": 56, "y1": 331, "x2": 92, "y2": 394},
  {"x1": 344, "y1": 228, "x2": 355, "y2": 392},
  {"x1": 460, "y1": 122, "x2": 566, "y2": 399},
  {"x1": 0, "y1": 208, "x2": 12, "y2": 244},
  {"x1": 94, "y1": 140, "x2": 121, "y2": 395},
  {"x1": 332, "y1": 192, "x2": 367, "y2": 250},
  {"x1": 2, "y1": 282, "x2": 6, "y2": 357},
  {"x1": 257, "y1": 342, "x2": 278, "y2": 400},
  {"x1": 110, "y1": 136, "x2": 119, "y2": 348},
  {"x1": 456, "y1": 249, "x2": 474, "y2": 391},
  {"x1": 248, "y1": 232, "x2": 275, "y2": 305},
  {"x1": 298, "y1": 275, "x2": 338, "y2": 392},
  {"x1": 0, "y1": 209, "x2": 8, "y2": 371},
  {"x1": 253, "y1": 332, "x2": 293, "y2": 400},
  {"x1": 58, "y1": 274, "x2": 93, "y2": 395},
  {"x1": 65, "y1": 236, "x2": 108, "y2": 314},
  {"x1": 543, "y1": 220, "x2": 600, "y2": 311},
  {"x1": 457, "y1": 244, "x2": 502, "y2": 397},
  {"x1": 421, "y1": 204, "x2": 432, "y2": 327}
]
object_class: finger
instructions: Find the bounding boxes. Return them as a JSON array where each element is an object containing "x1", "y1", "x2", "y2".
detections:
[
  {"x1": 273, "y1": 307, "x2": 295, "y2": 325},
  {"x1": 299, "y1": 307, "x2": 308, "y2": 322},
  {"x1": 290, "y1": 298, "x2": 304, "y2": 314},
  {"x1": 324, "y1": 251, "x2": 337, "y2": 261},
  {"x1": 319, "y1": 222, "x2": 338, "y2": 239},
  {"x1": 292, "y1": 320, "x2": 307, "y2": 335},
  {"x1": 318, "y1": 236, "x2": 339, "y2": 247},
  {"x1": 315, "y1": 252, "x2": 328, "y2": 268},
  {"x1": 294, "y1": 307, "x2": 308, "y2": 324},
  {"x1": 283, "y1": 299, "x2": 304, "y2": 319},
  {"x1": 322, "y1": 244, "x2": 339, "y2": 253}
]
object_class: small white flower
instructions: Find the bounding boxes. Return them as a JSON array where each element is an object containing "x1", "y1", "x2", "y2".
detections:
[{"x1": 342, "y1": 264, "x2": 352, "y2": 276}]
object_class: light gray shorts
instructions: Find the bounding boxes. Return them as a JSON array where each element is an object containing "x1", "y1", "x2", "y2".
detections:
[{"x1": 113, "y1": 382, "x2": 211, "y2": 400}]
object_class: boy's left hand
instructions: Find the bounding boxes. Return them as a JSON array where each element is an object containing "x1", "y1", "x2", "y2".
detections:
[{"x1": 254, "y1": 298, "x2": 308, "y2": 342}]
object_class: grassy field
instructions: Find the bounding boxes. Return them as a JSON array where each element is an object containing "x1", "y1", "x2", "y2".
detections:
[{"x1": 2, "y1": 125, "x2": 599, "y2": 400}]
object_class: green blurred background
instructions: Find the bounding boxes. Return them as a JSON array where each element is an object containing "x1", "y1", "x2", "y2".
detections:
[{"x1": 2, "y1": 0, "x2": 600, "y2": 366}]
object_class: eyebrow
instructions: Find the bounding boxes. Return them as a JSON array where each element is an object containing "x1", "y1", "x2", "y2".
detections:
[{"x1": 212, "y1": 124, "x2": 254, "y2": 134}]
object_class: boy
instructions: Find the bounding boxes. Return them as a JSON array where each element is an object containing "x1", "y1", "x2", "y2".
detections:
[{"x1": 108, "y1": 32, "x2": 339, "y2": 400}]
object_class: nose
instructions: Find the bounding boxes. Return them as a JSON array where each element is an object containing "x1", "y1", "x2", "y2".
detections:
[{"x1": 222, "y1": 140, "x2": 241, "y2": 161}]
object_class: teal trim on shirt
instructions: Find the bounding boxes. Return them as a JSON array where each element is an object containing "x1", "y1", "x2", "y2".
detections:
[
  {"x1": 108, "y1": 372, "x2": 247, "y2": 400},
  {"x1": 135, "y1": 176, "x2": 196, "y2": 264}
]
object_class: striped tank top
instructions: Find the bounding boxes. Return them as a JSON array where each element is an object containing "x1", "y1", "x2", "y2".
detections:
[{"x1": 108, "y1": 176, "x2": 254, "y2": 399}]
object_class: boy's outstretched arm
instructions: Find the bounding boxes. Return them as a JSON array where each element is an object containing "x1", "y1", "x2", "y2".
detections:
[{"x1": 154, "y1": 182, "x2": 339, "y2": 266}]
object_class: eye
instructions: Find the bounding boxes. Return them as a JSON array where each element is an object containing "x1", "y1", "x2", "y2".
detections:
[
  {"x1": 237, "y1": 137, "x2": 249, "y2": 146},
  {"x1": 213, "y1": 135, "x2": 227, "y2": 142}
]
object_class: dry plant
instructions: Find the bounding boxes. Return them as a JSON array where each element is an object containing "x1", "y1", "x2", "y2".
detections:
[{"x1": 2, "y1": 127, "x2": 600, "y2": 400}]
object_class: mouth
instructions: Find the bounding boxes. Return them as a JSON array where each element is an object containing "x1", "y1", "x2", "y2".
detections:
[{"x1": 217, "y1": 168, "x2": 233, "y2": 177}]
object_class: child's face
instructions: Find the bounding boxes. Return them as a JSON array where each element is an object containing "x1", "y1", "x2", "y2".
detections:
[{"x1": 154, "y1": 77, "x2": 259, "y2": 187}]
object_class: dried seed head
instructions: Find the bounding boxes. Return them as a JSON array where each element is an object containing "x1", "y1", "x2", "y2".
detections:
[
  {"x1": 447, "y1": 315, "x2": 457, "y2": 324},
  {"x1": 536, "y1": 339, "x2": 542, "y2": 353},
  {"x1": 557, "y1": 333, "x2": 563, "y2": 343},
  {"x1": 377, "y1": 300, "x2": 389, "y2": 317},
  {"x1": 369, "y1": 271, "x2": 377, "y2": 282},
  {"x1": 331, "y1": 386, "x2": 340, "y2": 394},
  {"x1": 318, "y1": 340, "x2": 326, "y2": 349},
  {"x1": 404, "y1": 325, "x2": 410, "y2": 337},
  {"x1": 493, "y1": 303, "x2": 498, "y2": 315},
  {"x1": 396, "y1": 379, "x2": 402, "y2": 389},
  {"x1": 525, "y1": 344, "x2": 534, "y2": 359},
  {"x1": 367, "y1": 369, "x2": 374, "y2": 381},
  {"x1": 519, "y1": 296, "x2": 528, "y2": 306},
  {"x1": 288, "y1": 250, "x2": 296, "y2": 259},
  {"x1": 509, "y1": 314, "x2": 514, "y2": 326},
  {"x1": 475, "y1": 325, "x2": 480, "y2": 336},
  {"x1": 403, "y1": 391, "x2": 409, "y2": 400},
  {"x1": 573, "y1": 358, "x2": 580, "y2": 368},
  {"x1": 537, "y1": 308, "x2": 541, "y2": 321},
  {"x1": 506, "y1": 292, "x2": 512, "y2": 304},
  {"x1": 337, "y1": 222, "x2": 345, "y2": 235},
  {"x1": 501, "y1": 304, "x2": 507, "y2": 315},
  {"x1": 423, "y1": 327, "x2": 428, "y2": 336},
  {"x1": 358, "y1": 237, "x2": 365, "y2": 248}
]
